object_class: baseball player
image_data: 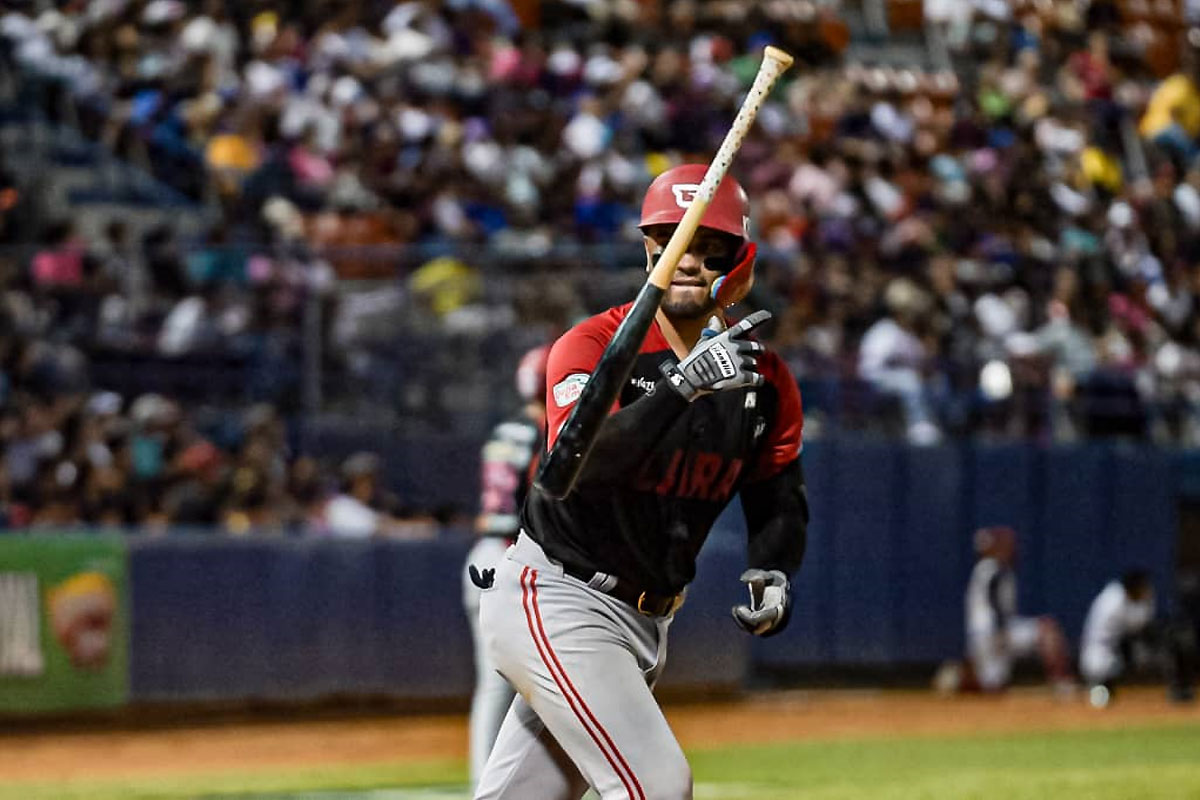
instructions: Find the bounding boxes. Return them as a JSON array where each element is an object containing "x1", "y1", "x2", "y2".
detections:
[
  {"x1": 473, "y1": 164, "x2": 808, "y2": 800},
  {"x1": 964, "y1": 526, "x2": 1074, "y2": 694},
  {"x1": 463, "y1": 345, "x2": 549, "y2": 788},
  {"x1": 1079, "y1": 569, "x2": 1156, "y2": 707}
]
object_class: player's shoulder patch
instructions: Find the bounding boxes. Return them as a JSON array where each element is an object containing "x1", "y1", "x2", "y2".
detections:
[{"x1": 552, "y1": 373, "x2": 589, "y2": 407}]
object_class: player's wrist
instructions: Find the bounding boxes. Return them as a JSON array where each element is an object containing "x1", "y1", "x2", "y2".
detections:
[{"x1": 659, "y1": 361, "x2": 707, "y2": 402}]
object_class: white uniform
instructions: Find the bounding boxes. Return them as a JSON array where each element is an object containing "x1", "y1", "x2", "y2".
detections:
[
  {"x1": 965, "y1": 557, "x2": 1040, "y2": 689},
  {"x1": 464, "y1": 536, "x2": 518, "y2": 785},
  {"x1": 464, "y1": 416, "x2": 541, "y2": 788},
  {"x1": 1080, "y1": 580, "x2": 1155, "y2": 685}
]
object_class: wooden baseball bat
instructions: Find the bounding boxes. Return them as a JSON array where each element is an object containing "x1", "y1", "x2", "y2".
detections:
[{"x1": 535, "y1": 46, "x2": 794, "y2": 500}]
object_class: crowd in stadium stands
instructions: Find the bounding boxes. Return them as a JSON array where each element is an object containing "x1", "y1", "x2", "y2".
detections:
[
  {"x1": 0, "y1": 365, "x2": 441, "y2": 534},
  {"x1": 10, "y1": 0, "x2": 1200, "y2": 529}
]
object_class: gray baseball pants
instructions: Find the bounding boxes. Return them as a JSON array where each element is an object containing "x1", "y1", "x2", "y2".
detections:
[{"x1": 474, "y1": 533, "x2": 691, "y2": 800}]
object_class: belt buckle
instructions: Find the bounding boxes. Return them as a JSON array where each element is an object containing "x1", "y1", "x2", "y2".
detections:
[{"x1": 637, "y1": 590, "x2": 684, "y2": 617}]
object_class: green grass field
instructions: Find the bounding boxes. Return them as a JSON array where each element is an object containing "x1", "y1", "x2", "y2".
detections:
[{"x1": 5, "y1": 722, "x2": 1200, "y2": 800}]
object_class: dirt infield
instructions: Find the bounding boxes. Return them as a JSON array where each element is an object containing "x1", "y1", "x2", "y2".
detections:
[{"x1": 2, "y1": 688, "x2": 1197, "y2": 784}]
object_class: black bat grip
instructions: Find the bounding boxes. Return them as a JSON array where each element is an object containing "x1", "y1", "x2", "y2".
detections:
[{"x1": 535, "y1": 284, "x2": 666, "y2": 499}]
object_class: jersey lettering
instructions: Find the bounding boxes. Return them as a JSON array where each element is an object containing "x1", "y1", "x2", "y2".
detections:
[
  {"x1": 636, "y1": 449, "x2": 744, "y2": 502},
  {"x1": 653, "y1": 450, "x2": 683, "y2": 495},
  {"x1": 683, "y1": 452, "x2": 724, "y2": 499},
  {"x1": 712, "y1": 458, "x2": 743, "y2": 500}
]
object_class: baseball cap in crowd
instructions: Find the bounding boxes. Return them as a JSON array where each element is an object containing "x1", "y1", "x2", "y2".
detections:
[
  {"x1": 142, "y1": 0, "x2": 185, "y2": 26},
  {"x1": 85, "y1": 391, "x2": 122, "y2": 417},
  {"x1": 341, "y1": 452, "x2": 381, "y2": 481},
  {"x1": 177, "y1": 441, "x2": 223, "y2": 478},
  {"x1": 129, "y1": 393, "x2": 178, "y2": 428}
]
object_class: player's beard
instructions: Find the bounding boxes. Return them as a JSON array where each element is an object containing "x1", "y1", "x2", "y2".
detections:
[{"x1": 662, "y1": 285, "x2": 718, "y2": 320}]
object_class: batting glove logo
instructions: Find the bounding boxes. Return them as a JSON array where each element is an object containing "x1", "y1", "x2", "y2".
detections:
[{"x1": 710, "y1": 342, "x2": 737, "y2": 379}]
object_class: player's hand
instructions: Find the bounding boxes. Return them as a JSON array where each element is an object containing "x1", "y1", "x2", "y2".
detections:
[
  {"x1": 732, "y1": 568, "x2": 792, "y2": 637},
  {"x1": 660, "y1": 310, "x2": 771, "y2": 402}
]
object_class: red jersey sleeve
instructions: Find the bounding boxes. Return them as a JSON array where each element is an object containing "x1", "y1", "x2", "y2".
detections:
[
  {"x1": 544, "y1": 320, "x2": 610, "y2": 449},
  {"x1": 745, "y1": 351, "x2": 804, "y2": 482}
]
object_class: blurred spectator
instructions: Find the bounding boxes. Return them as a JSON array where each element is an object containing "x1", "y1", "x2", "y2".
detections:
[
  {"x1": 31, "y1": 221, "x2": 85, "y2": 290},
  {"x1": 858, "y1": 278, "x2": 942, "y2": 445},
  {"x1": 322, "y1": 451, "x2": 433, "y2": 540},
  {"x1": 1141, "y1": 63, "x2": 1200, "y2": 162},
  {"x1": 323, "y1": 452, "x2": 383, "y2": 538}
]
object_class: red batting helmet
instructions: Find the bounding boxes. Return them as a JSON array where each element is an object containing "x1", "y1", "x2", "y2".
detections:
[
  {"x1": 639, "y1": 164, "x2": 757, "y2": 307},
  {"x1": 974, "y1": 526, "x2": 1017, "y2": 561},
  {"x1": 639, "y1": 164, "x2": 750, "y2": 239},
  {"x1": 515, "y1": 345, "x2": 550, "y2": 403}
]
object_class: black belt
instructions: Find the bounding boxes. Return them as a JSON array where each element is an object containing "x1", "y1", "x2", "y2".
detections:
[{"x1": 561, "y1": 563, "x2": 684, "y2": 617}]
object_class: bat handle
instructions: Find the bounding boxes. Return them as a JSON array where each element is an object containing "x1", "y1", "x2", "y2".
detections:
[
  {"x1": 535, "y1": 284, "x2": 667, "y2": 499},
  {"x1": 535, "y1": 443, "x2": 582, "y2": 501}
]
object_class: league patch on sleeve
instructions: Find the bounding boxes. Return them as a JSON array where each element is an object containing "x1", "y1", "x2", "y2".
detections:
[{"x1": 553, "y1": 373, "x2": 589, "y2": 407}]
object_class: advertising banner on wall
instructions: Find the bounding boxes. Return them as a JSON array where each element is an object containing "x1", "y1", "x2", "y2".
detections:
[{"x1": 0, "y1": 535, "x2": 129, "y2": 712}]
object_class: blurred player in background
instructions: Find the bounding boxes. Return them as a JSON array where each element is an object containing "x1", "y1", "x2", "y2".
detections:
[
  {"x1": 462, "y1": 345, "x2": 549, "y2": 788},
  {"x1": 939, "y1": 526, "x2": 1074, "y2": 695},
  {"x1": 1079, "y1": 569, "x2": 1156, "y2": 708}
]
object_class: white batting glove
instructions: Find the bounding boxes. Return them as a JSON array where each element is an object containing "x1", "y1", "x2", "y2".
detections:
[{"x1": 732, "y1": 569, "x2": 792, "y2": 637}]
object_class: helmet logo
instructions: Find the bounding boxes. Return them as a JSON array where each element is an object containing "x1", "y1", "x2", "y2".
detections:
[{"x1": 671, "y1": 183, "x2": 701, "y2": 208}]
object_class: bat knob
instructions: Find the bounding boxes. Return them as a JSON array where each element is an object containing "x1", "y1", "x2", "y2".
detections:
[{"x1": 763, "y1": 46, "x2": 794, "y2": 70}]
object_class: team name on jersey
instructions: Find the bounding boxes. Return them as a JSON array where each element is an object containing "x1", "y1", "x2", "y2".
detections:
[{"x1": 633, "y1": 448, "x2": 743, "y2": 501}]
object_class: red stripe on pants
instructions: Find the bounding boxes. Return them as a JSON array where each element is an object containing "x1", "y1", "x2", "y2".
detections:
[{"x1": 519, "y1": 566, "x2": 644, "y2": 800}]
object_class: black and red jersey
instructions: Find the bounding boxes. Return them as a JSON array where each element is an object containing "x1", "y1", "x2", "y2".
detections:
[{"x1": 522, "y1": 302, "x2": 804, "y2": 595}]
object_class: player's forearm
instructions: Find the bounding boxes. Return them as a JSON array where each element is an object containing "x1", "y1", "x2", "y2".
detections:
[
  {"x1": 742, "y1": 459, "x2": 808, "y2": 575},
  {"x1": 575, "y1": 379, "x2": 689, "y2": 483}
]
